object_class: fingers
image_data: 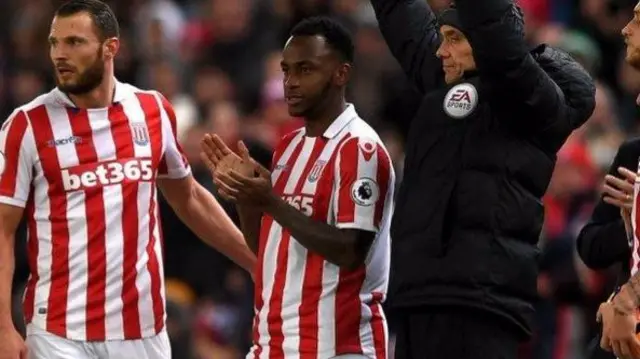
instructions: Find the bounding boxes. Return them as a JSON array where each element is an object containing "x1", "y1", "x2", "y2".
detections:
[
  {"x1": 604, "y1": 196, "x2": 631, "y2": 210},
  {"x1": 211, "y1": 134, "x2": 232, "y2": 157},
  {"x1": 238, "y1": 140, "x2": 250, "y2": 161},
  {"x1": 252, "y1": 159, "x2": 271, "y2": 178},
  {"x1": 200, "y1": 151, "x2": 216, "y2": 173},
  {"x1": 201, "y1": 135, "x2": 221, "y2": 166},
  {"x1": 228, "y1": 169, "x2": 253, "y2": 184},
  {"x1": 20, "y1": 346, "x2": 28, "y2": 359},
  {"x1": 214, "y1": 176, "x2": 239, "y2": 199},
  {"x1": 619, "y1": 167, "x2": 638, "y2": 183},
  {"x1": 217, "y1": 171, "x2": 245, "y2": 189},
  {"x1": 615, "y1": 339, "x2": 632, "y2": 359},
  {"x1": 606, "y1": 174, "x2": 635, "y2": 196},
  {"x1": 603, "y1": 183, "x2": 633, "y2": 208}
]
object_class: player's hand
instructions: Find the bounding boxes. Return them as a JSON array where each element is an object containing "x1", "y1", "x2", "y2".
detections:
[
  {"x1": 0, "y1": 325, "x2": 28, "y2": 359},
  {"x1": 603, "y1": 167, "x2": 636, "y2": 211},
  {"x1": 200, "y1": 134, "x2": 253, "y2": 178},
  {"x1": 602, "y1": 287, "x2": 640, "y2": 359},
  {"x1": 214, "y1": 152, "x2": 274, "y2": 208}
]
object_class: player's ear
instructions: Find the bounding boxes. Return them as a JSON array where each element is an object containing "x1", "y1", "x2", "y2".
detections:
[
  {"x1": 334, "y1": 63, "x2": 351, "y2": 87},
  {"x1": 102, "y1": 37, "x2": 120, "y2": 60}
]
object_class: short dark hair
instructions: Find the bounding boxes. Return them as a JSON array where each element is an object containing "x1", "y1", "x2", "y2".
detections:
[
  {"x1": 55, "y1": 0, "x2": 119, "y2": 40},
  {"x1": 290, "y1": 16, "x2": 354, "y2": 63}
]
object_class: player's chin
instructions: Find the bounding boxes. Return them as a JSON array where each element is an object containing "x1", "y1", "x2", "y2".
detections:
[
  {"x1": 627, "y1": 51, "x2": 640, "y2": 70},
  {"x1": 286, "y1": 105, "x2": 307, "y2": 117}
]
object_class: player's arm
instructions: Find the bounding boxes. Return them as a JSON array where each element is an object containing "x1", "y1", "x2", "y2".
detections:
[
  {"x1": 154, "y1": 93, "x2": 256, "y2": 274},
  {"x1": 0, "y1": 204, "x2": 24, "y2": 328},
  {"x1": 456, "y1": 0, "x2": 594, "y2": 137},
  {"x1": 577, "y1": 141, "x2": 635, "y2": 269},
  {"x1": 158, "y1": 176, "x2": 256, "y2": 273},
  {"x1": 369, "y1": 0, "x2": 443, "y2": 93},
  {"x1": 235, "y1": 205, "x2": 261, "y2": 255},
  {"x1": 265, "y1": 137, "x2": 394, "y2": 270},
  {"x1": 0, "y1": 110, "x2": 35, "y2": 329}
]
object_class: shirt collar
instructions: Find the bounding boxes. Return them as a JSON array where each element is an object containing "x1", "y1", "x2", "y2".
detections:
[
  {"x1": 320, "y1": 103, "x2": 358, "y2": 139},
  {"x1": 53, "y1": 78, "x2": 127, "y2": 108}
]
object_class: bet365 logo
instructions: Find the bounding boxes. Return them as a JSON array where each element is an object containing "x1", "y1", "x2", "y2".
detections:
[{"x1": 62, "y1": 158, "x2": 153, "y2": 191}]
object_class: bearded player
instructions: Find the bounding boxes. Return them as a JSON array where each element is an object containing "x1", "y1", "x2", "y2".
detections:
[
  {"x1": 0, "y1": 1, "x2": 255, "y2": 358},
  {"x1": 202, "y1": 17, "x2": 395, "y2": 358},
  {"x1": 597, "y1": 3, "x2": 640, "y2": 359}
]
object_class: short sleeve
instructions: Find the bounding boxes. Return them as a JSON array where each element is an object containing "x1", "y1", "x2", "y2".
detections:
[
  {"x1": 0, "y1": 110, "x2": 35, "y2": 208},
  {"x1": 156, "y1": 93, "x2": 191, "y2": 179},
  {"x1": 333, "y1": 137, "x2": 394, "y2": 232}
]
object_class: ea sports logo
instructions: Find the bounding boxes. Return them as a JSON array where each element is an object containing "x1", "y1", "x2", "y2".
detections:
[{"x1": 443, "y1": 83, "x2": 478, "y2": 119}]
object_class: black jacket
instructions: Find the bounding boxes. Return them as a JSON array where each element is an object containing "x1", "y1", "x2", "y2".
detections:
[
  {"x1": 371, "y1": 0, "x2": 596, "y2": 337},
  {"x1": 577, "y1": 139, "x2": 640, "y2": 276}
]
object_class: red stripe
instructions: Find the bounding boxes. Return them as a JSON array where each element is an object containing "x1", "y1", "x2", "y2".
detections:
[
  {"x1": 289, "y1": 139, "x2": 331, "y2": 359},
  {"x1": 28, "y1": 105, "x2": 70, "y2": 337},
  {"x1": 335, "y1": 265, "x2": 366, "y2": 354},
  {"x1": 295, "y1": 135, "x2": 349, "y2": 358},
  {"x1": 23, "y1": 189, "x2": 37, "y2": 324},
  {"x1": 108, "y1": 103, "x2": 142, "y2": 339},
  {"x1": 264, "y1": 137, "x2": 310, "y2": 359},
  {"x1": 252, "y1": 132, "x2": 304, "y2": 359},
  {"x1": 636, "y1": 190, "x2": 640, "y2": 271},
  {"x1": 369, "y1": 292, "x2": 387, "y2": 359},
  {"x1": 137, "y1": 93, "x2": 165, "y2": 333},
  {"x1": 0, "y1": 111, "x2": 29, "y2": 197},
  {"x1": 67, "y1": 108, "x2": 107, "y2": 340},
  {"x1": 252, "y1": 215, "x2": 272, "y2": 359},
  {"x1": 373, "y1": 145, "x2": 391, "y2": 228},
  {"x1": 336, "y1": 138, "x2": 359, "y2": 223}
]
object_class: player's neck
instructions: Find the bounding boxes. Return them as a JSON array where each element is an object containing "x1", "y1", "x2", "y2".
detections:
[
  {"x1": 304, "y1": 97, "x2": 346, "y2": 137},
  {"x1": 67, "y1": 76, "x2": 116, "y2": 109}
]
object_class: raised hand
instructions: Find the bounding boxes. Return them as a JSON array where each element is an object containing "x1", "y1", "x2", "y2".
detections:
[
  {"x1": 603, "y1": 167, "x2": 636, "y2": 210},
  {"x1": 200, "y1": 134, "x2": 253, "y2": 178},
  {"x1": 214, "y1": 150, "x2": 274, "y2": 207}
]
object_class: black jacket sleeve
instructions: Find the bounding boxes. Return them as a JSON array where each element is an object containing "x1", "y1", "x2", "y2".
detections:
[
  {"x1": 576, "y1": 140, "x2": 640, "y2": 269},
  {"x1": 455, "y1": 0, "x2": 594, "y2": 139},
  {"x1": 369, "y1": 0, "x2": 443, "y2": 94}
]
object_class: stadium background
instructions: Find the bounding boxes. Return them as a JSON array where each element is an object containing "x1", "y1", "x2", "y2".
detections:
[{"x1": 0, "y1": 0, "x2": 636, "y2": 357}]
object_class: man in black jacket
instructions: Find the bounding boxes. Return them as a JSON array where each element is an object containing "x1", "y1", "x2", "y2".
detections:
[
  {"x1": 369, "y1": 0, "x2": 596, "y2": 358},
  {"x1": 576, "y1": 141, "x2": 637, "y2": 359}
]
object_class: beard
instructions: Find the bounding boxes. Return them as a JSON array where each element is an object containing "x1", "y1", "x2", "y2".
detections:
[{"x1": 56, "y1": 49, "x2": 105, "y2": 95}]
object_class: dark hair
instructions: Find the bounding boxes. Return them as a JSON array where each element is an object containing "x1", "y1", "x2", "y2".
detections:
[
  {"x1": 55, "y1": 0, "x2": 119, "y2": 40},
  {"x1": 290, "y1": 16, "x2": 354, "y2": 63}
]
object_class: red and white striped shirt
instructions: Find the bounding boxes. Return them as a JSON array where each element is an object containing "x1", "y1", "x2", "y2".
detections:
[
  {"x1": 0, "y1": 80, "x2": 190, "y2": 341},
  {"x1": 249, "y1": 104, "x2": 395, "y2": 359},
  {"x1": 632, "y1": 157, "x2": 640, "y2": 275}
]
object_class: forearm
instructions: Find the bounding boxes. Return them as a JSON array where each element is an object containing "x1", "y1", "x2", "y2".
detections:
[
  {"x1": 370, "y1": 0, "x2": 441, "y2": 93},
  {"x1": 577, "y1": 220, "x2": 630, "y2": 269},
  {"x1": 265, "y1": 197, "x2": 358, "y2": 268},
  {"x1": 455, "y1": 0, "x2": 527, "y2": 72},
  {"x1": 177, "y1": 184, "x2": 256, "y2": 273},
  {"x1": 0, "y1": 234, "x2": 15, "y2": 328},
  {"x1": 236, "y1": 205, "x2": 262, "y2": 255}
]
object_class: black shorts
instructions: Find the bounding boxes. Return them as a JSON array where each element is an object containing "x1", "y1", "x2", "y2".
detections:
[{"x1": 392, "y1": 307, "x2": 521, "y2": 359}]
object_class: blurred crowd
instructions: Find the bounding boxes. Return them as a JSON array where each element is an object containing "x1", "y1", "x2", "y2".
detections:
[{"x1": 2, "y1": 0, "x2": 640, "y2": 358}]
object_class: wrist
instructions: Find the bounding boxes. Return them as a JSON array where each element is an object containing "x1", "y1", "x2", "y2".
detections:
[{"x1": 614, "y1": 285, "x2": 638, "y2": 314}]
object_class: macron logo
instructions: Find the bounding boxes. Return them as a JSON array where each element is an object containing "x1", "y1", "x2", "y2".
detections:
[{"x1": 62, "y1": 158, "x2": 154, "y2": 191}]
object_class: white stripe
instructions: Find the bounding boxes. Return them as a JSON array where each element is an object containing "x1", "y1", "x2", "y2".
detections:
[
  {"x1": 30, "y1": 159, "x2": 52, "y2": 332},
  {"x1": 283, "y1": 138, "x2": 315, "y2": 194},
  {"x1": 272, "y1": 131, "x2": 305, "y2": 184},
  {"x1": 45, "y1": 106, "x2": 87, "y2": 339},
  {"x1": 152, "y1": 188, "x2": 166, "y2": 326},
  {"x1": 256, "y1": 223, "x2": 283, "y2": 358},
  {"x1": 352, "y1": 141, "x2": 378, "y2": 229},
  {"x1": 87, "y1": 109, "x2": 124, "y2": 339}
]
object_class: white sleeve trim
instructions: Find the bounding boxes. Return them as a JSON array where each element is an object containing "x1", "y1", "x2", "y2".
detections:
[{"x1": 0, "y1": 196, "x2": 27, "y2": 208}]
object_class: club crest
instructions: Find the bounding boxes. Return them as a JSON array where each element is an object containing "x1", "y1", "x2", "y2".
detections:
[
  {"x1": 131, "y1": 123, "x2": 149, "y2": 146},
  {"x1": 308, "y1": 160, "x2": 326, "y2": 183}
]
